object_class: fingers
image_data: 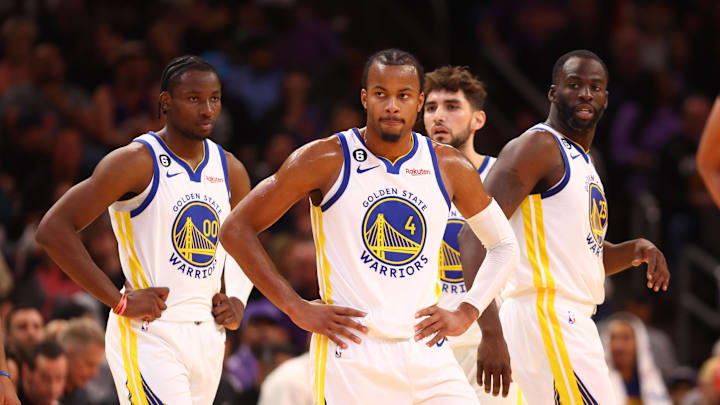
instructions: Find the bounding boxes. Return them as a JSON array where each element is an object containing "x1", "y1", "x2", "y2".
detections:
[
  {"x1": 414, "y1": 320, "x2": 441, "y2": 342},
  {"x1": 491, "y1": 369, "x2": 502, "y2": 397},
  {"x1": 333, "y1": 306, "x2": 367, "y2": 318},
  {"x1": 476, "y1": 360, "x2": 485, "y2": 389},
  {"x1": 415, "y1": 305, "x2": 438, "y2": 319},
  {"x1": 426, "y1": 333, "x2": 444, "y2": 347},
  {"x1": 212, "y1": 302, "x2": 229, "y2": 317},
  {"x1": 332, "y1": 323, "x2": 361, "y2": 345},
  {"x1": 501, "y1": 366, "x2": 511, "y2": 397},
  {"x1": 335, "y1": 315, "x2": 368, "y2": 334},
  {"x1": 483, "y1": 368, "x2": 492, "y2": 394},
  {"x1": 212, "y1": 293, "x2": 227, "y2": 306}
]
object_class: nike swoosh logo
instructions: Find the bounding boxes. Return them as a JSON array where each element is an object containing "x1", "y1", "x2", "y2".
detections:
[
  {"x1": 570, "y1": 154, "x2": 581, "y2": 160},
  {"x1": 166, "y1": 171, "x2": 182, "y2": 178},
  {"x1": 356, "y1": 165, "x2": 380, "y2": 174}
]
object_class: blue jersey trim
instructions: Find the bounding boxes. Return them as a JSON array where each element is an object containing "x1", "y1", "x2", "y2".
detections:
[
  {"x1": 130, "y1": 139, "x2": 159, "y2": 218},
  {"x1": 568, "y1": 141, "x2": 590, "y2": 163},
  {"x1": 148, "y1": 132, "x2": 209, "y2": 182},
  {"x1": 540, "y1": 135, "x2": 571, "y2": 199},
  {"x1": 575, "y1": 371, "x2": 599, "y2": 405},
  {"x1": 216, "y1": 144, "x2": 230, "y2": 199},
  {"x1": 141, "y1": 373, "x2": 165, "y2": 405},
  {"x1": 351, "y1": 128, "x2": 419, "y2": 174},
  {"x1": 427, "y1": 137, "x2": 451, "y2": 208},
  {"x1": 321, "y1": 133, "x2": 350, "y2": 211},
  {"x1": 477, "y1": 155, "x2": 491, "y2": 176}
]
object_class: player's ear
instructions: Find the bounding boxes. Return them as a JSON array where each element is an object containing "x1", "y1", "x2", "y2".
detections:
[
  {"x1": 604, "y1": 90, "x2": 609, "y2": 110},
  {"x1": 471, "y1": 110, "x2": 486, "y2": 132},
  {"x1": 360, "y1": 88, "x2": 368, "y2": 110},
  {"x1": 159, "y1": 91, "x2": 170, "y2": 114},
  {"x1": 548, "y1": 85, "x2": 557, "y2": 103},
  {"x1": 417, "y1": 92, "x2": 425, "y2": 113}
]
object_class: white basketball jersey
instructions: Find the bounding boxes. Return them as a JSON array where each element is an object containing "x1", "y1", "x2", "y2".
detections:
[
  {"x1": 437, "y1": 156, "x2": 496, "y2": 347},
  {"x1": 502, "y1": 123, "x2": 608, "y2": 305},
  {"x1": 109, "y1": 132, "x2": 232, "y2": 322},
  {"x1": 311, "y1": 128, "x2": 451, "y2": 339}
]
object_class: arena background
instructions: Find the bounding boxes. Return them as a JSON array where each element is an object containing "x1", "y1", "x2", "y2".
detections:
[{"x1": 0, "y1": 0, "x2": 719, "y2": 404}]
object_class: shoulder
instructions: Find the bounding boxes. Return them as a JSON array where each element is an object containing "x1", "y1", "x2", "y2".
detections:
[
  {"x1": 431, "y1": 139, "x2": 475, "y2": 171},
  {"x1": 100, "y1": 141, "x2": 154, "y2": 170},
  {"x1": 496, "y1": 127, "x2": 562, "y2": 167},
  {"x1": 282, "y1": 134, "x2": 344, "y2": 171}
]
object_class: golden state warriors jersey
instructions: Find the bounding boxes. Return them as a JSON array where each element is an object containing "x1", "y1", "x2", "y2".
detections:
[
  {"x1": 503, "y1": 123, "x2": 608, "y2": 305},
  {"x1": 311, "y1": 128, "x2": 451, "y2": 339},
  {"x1": 437, "y1": 156, "x2": 495, "y2": 347},
  {"x1": 108, "y1": 132, "x2": 232, "y2": 322}
]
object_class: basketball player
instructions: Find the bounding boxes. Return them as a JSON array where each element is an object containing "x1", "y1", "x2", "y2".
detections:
[
  {"x1": 219, "y1": 49, "x2": 519, "y2": 405},
  {"x1": 698, "y1": 94, "x2": 720, "y2": 207},
  {"x1": 0, "y1": 327, "x2": 19, "y2": 405},
  {"x1": 460, "y1": 50, "x2": 671, "y2": 405},
  {"x1": 424, "y1": 65, "x2": 523, "y2": 404},
  {"x1": 36, "y1": 56, "x2": 254, "y2": 404}
]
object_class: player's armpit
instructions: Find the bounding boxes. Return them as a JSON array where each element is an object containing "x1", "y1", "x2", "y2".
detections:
[{"x1": 224, "y1": 151, "x2": 251, "y2": 208}]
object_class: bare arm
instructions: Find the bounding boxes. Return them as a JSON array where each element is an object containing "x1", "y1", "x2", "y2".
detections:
[
  {"x1": 603, "y1": 239, "x2": 669, "y2": 291},
  {"x1": 698, "y1": 96, "x2": 720, "y2": 207},
  {"x1": 213, "y1": 151, "x2": 253, "y2": 330},
  {"x1": 219, "y1": 137, "x2": 367, "y2": 348},
  {"x1": 36, "y1": 143, "x2": 169, "y2": 319},
  {"x1": 0, "y1": 323, "x2": 19, "y2": 405},
  {"x1": 415, "y1": 143, "x2": 518, "y2": 347}
]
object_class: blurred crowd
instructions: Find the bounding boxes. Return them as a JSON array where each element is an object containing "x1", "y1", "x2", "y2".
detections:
[{"x1": 0, "y1": 0, "x2": 719, "y2": 404}]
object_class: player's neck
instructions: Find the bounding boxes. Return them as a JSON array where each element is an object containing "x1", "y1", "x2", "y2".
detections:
[
  {"x1": 361, "y1": 126, "x2": 414, "y2": 163},
  {"x1": 545, "y1": 115, "x2": 594, "y2": 153},
  {"x1": 458, "y1": 139, "x2": 484, "y2": 169},
  {"x1": 157, "y1": 126, "x2": 206, "y2": 167}
]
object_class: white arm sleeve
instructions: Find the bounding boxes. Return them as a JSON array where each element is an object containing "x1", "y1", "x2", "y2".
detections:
[
  {"x1": 461, "y1": 198, "x2": 519, "y2": 316},
  {"x1": 223, "y1": 255, "x2": 254, "y2": 305}
]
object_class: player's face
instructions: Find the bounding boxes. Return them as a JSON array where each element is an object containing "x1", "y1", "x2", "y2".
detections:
[
  {"x1": 424, "y1": 89, "x2": 483, "y2": 148},
  {"x1": 166, "y1": 70, "x2": 222, "y2": 141},
  {"x1": 551, "y1": 57, "x2": 608, "y2": 131},
  {"x1": 362, "y1": 63, "x2": 424, "y2": 142}
]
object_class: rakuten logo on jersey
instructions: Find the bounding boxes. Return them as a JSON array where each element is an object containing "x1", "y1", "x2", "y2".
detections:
[{"x1": 405, "y1": 168, "x2": 430, "y2": 176}]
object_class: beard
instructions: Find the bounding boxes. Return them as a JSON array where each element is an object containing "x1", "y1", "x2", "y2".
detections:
[
  {"x1": 447, "y1": 122, "x2": 473, "y2": 149},
  {"x1": 379, "y1": 129, "x2": 402, "y2": 142},
  {"x1": 556, "y1": 96, "x2": 605, "y2": 131}
]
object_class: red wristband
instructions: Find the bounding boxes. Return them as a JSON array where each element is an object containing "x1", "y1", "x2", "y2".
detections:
[{"x1": 113, "y1": 293, "x2": 128, "y2": 316}]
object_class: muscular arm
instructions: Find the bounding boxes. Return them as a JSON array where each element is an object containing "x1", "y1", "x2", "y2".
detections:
[
  {"x1": 36, "y1": 144, "x2": 169, "y2": 319},
  {"x1": 698, "y1": 96, "x2": 720, "y2": 208},
  {"x1": 219, "y1": 137, "x2": 367, "y2": 347}
]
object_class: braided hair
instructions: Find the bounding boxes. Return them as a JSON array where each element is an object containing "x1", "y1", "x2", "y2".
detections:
[{"x1": 157, "y1": 55, "x2": 219, "y2": 118}]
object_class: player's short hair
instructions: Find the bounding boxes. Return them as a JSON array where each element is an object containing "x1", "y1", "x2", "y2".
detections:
[
  {"x1": 361, "y1": 48, "x2": 424, "y2": 91},
  {"x1": 158, "y1": 55, "x2": 219, "y2": 117},
  {"x1": 58, "y1": 317, "x2": 105, "y2": 352},
  {"x1": 424, "y1": 66, "x2": 488, "y2": 111},
  {"x1": 24, "y1": 341, "x2": 64, "y2": 371},
  {"x1": 552, "y1": 49, "x2": 609, "y2": 85}
]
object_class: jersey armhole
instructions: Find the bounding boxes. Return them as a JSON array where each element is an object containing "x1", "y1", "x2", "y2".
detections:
[
  {"x1": 217, "y1": 144, "x2": 231, "y2": 200},
  {"x1": 426, "y1": 137, "x2": 451, "y2": 209},
  {"x1": 319, "y1": 133, "x2": 350, "y2": 211},
  {"x1": 114, "y1": 139, "x2": 159, "y2": 217},
  {"x1": 539, "y1": 135, "x2": 571, "y2": 199}
]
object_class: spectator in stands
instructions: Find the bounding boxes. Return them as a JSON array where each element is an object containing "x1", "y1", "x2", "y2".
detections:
[
  {"x1": 681, "y1": 357, "x2": 720, "y2": 405},
  {"x1": 57, "y1": 317, "x2": 105, "y2": 404},
  {"x1": 602, "y1": 313, "x2": 672, "y2": 405},
  {"x1": 0, "y1": 16, "x2": 36, "y2": 97},
  {"x1": 6, "y1": 306, "x2": 44, "y2": 358},
  {"x1": 17, "y1": 340, "x2": 67, "y2": 405}
]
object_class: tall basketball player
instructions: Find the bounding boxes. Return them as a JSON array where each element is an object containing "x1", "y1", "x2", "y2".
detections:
[
  {"x1": 219, "y1": 49, "x2": 519, "y2": 405},
  {"x1": 463, "y1": 50, "x2": 671, "y2": 405},
  {"x1": 424, "y1": 65, "x2": 524, "y2": 404},
  {"x1": 698, "y1": 94, "x2": 720, "y2": 207},
  {"x1": 36, "y1": 56, "x2": 253, "y2": 404}
]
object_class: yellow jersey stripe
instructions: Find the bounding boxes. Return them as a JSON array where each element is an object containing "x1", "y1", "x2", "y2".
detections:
[
  {"x1": 114, "y1": 211, "x2": 140, "y2": 289},
  {"x1": 122, "y1": 213, "x2": 150, "y2": 289},
  {"x1": 311, "y1": 207, "x2": 331, "y2": 404},
  {"x1": 118, "y1": 317, "x2": 141, "y2": 405},
  {"x1": 533, "y1": 196, "x2": 585, "y2": 405},
  {"x1": 522, "y1": 197, "x2": 572, "y2": 404},
  {"x1": 313, "y1": 206, "x2": 333, "y2": 304},
  {"x1": 126, "y1": 317, "x2": 149, "y2": 405}
]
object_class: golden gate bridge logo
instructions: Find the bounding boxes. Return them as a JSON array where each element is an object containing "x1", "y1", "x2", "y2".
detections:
[
  {"x1": 172, "y1": 201, "x2": 219, "y2": 267},
  {"x1": 362, "y1": 197, "x2": 426, "y2": 265},
  {"x1": 588, "y1": 183, "x2": 608, "y2": 246},
  {"x1": 439, "y1": 219, "x2": 465, "y2": 283}
]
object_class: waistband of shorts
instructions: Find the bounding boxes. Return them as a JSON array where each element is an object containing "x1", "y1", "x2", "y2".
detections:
[{"x1": 503, "y1": 291, "x2": 596, "y2": 318}]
